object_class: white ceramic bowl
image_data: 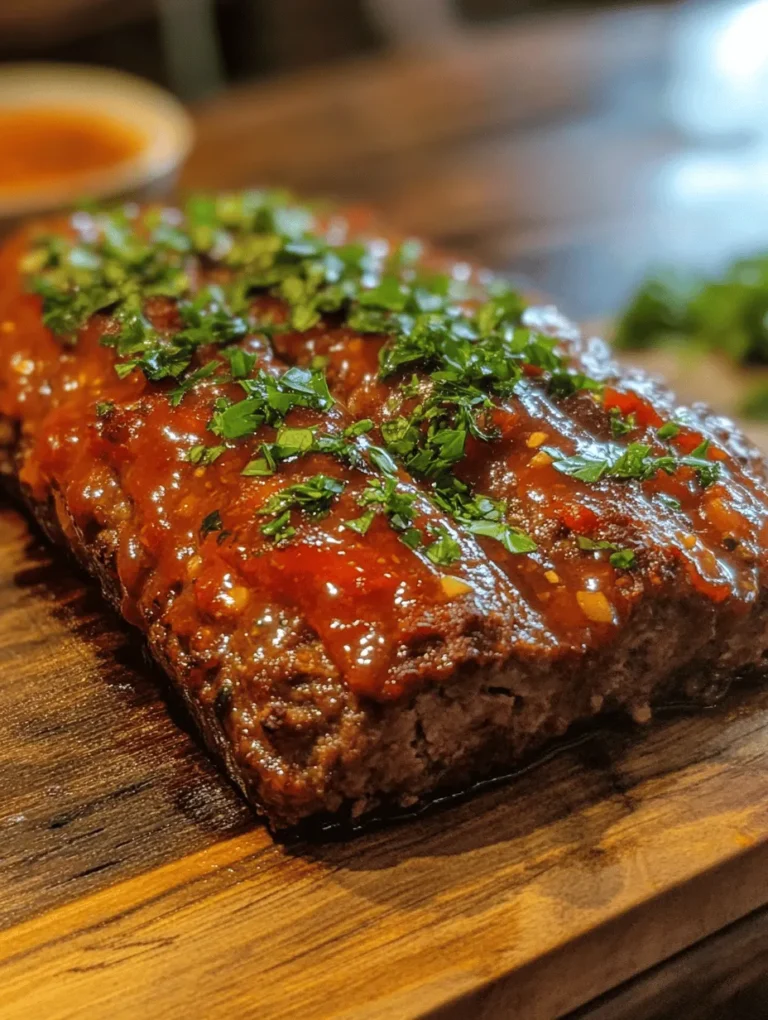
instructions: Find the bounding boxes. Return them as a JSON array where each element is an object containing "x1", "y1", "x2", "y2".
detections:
[{"x1": 0, "y1": 63, "x2": 194, "y2": 227}]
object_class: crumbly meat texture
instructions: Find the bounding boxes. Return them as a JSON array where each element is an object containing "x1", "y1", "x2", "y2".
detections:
[{"x1": 1, "y1": 200, "x2": 767, "y2": 829}]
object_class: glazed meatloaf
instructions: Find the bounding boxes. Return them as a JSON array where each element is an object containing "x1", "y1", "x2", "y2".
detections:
[{"x1": 1, "y1": 192, "x2": 767, "y2": 830}]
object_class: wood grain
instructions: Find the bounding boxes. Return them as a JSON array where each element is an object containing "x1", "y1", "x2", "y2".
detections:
[
  {"x1": 566, "y1": 902, "x2": 768, "y2": 1020},
  {"x1": 4, "y1": 506, "x2": 768, "y2": 1019},
  {"x1": 0, "y1": 510, "x2": 250, "y2": 929}
]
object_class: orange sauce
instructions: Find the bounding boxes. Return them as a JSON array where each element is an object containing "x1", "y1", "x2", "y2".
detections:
[
  {"x1": 0, "y1": 208, "x2": 765, "y2": 701},
  {"x1": 0, "y1": 107, "x2": 145, "y2": 193}
]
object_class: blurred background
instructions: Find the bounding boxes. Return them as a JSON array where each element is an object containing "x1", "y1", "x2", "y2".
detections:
[{"x1": 1, "y1": 0, "x2": 768, "y2": 321}]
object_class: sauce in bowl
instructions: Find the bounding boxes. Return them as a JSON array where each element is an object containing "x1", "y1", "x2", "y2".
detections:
[
  {"x1": 0, "y1": 107, "x2": 145, "y2": 195},
  {"x1": 0, "y1": 64, "x2": 193, "y2": 221}
]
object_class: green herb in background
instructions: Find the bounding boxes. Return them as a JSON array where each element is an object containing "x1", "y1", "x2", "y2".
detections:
[
  {"x1": 615, "y1": 256, "x2": 768, "y2": 420},
  {"x1": 740, "y1": 382, "x2": 768, "y2": 421},
  {"x1": 615, "y1": 258, "x2": 768, "y2": 365}
]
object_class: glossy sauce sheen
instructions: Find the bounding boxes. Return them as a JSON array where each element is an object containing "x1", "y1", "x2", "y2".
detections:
[
  {"x1": 0, "y1": 210, "x2": 766, "y2": 704},
  {"x1": 0, "y1": 108, "x2": 144, "y2": 193}
]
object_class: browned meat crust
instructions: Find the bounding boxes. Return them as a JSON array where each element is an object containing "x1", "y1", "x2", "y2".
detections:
[{"x1": 0, "y1": 198, "x2": 766, "y2": 829}]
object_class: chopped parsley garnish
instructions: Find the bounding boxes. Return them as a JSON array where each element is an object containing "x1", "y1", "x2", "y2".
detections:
[
  {"x1": 657, "y1": 421, "x2": 680, "y2": 441},
  {"x1": 243, "y1": 419, "x2": 376, "y2": 477},
  {"x1": 681, "y1": 440, "x2": 721, "y2": 488},
  {"x1": 425, "y1": 527, "x2": 462, "y2": 566},
  {"x1": 381, "y1": 416, "x2": 419, "y2": 456},
  {"x1": 169, "y1": 361, "x2": 220, "y2": 407},
  {"x1": 576, "y1": 536, "x2": 636, "y2": 569},
  {"x1": 257, "y1": 474, "x2": 345, "y2": 541},
  {"x1": 609, "y1": 409, "x2": 636, "y2": 437},
  {"x1": 356, "y1": 476, "x2": 420, "y2": 545},
  {"x1": 611, "y1": 443, "x2": 676, "y2": 480},
  {"x1": 312, "y1": 419, "x2": 373, "y2": 469},
  {"x1": 272, "y1": 426, "x2": 315, "y2": 457},
  {"x1": 260, "y1": 511, "x2": 295, "y2": 543},
  {"x1": 187, "y1": 444, "x2": 225, "y2": 465},
  {"x1": 545, "y1": 449, "x2": 612, "y2": 484},
  {"x1": 95, "y1": 400, "x2": 114, "y2": 417},
  {"x1": 19, "y1": 192, "x2": 722, "y2": 567},
  {"x1": 200, "y1": 509, "x2": 223, "y2": 538},
  {"x1": 210, "y1": 395, "x2": 265, "y2": 440},
  {"x1": 432, "y1": 479, "x2": 536, "y2": 554},
  {"x1": 242, "y1": 426, "x2": 315, "y2": 476},
  {"x1": 609, "y1": 549, "x2": 636, "y2": 570},
  {"x1": 342, "y1": 509, "x2": 376, "y2": 536},
  {"x1": 349, "y1": 475, "x2": 466, "y2": 562},
  {"x1": 576, "y1": 536, "x2": 618, "y2": 552},
  {"x1": 367, "y1": 445, "x2": 399, "y2": 476},
  {"x1": 209, "y1": 365, "x2": 333, "y2": 440},
  {"x1": 656, "y1": 493, "x2": 682, "y2": 511},
  {"x1": 546, "y1": 440, "x2": 719, "y2": 488},
  {"x1": 241, "y1": 448, "x2": 278, "y2": 477},
  {"x1": 344, "y1": 418, "x2": 375, "y2": 437},
  {"x1": 222, "y1": 346, "x2": 257, "y2": 380}
]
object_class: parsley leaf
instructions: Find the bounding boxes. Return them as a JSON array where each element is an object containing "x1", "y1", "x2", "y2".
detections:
[
  {"x1": 241, "y1": 447, "x2": 277, "y2": 476},
  {"x1": 274, "y1": 426, "x2": 315, "y2": 458},
  {"x1": 368, "y1": 445, "x2": 399, "y2": 475},
  {"x1": 187, "y1": 444, "x2": 225, "y2": 465},
  {"x1": 279, "y1": 366, "x2": 333, "y2": 407},
  {"x1": 610, "y1": 409, "x2": 636, "y2": 437},
  {"x1": 681, "y1": 440, "x2": 721, "y2": 488},
  {"x1": 260, "y1": 510, "x2": 295, "y2": 542},
  {"x1": 200, "y1": 509, "x2": 223, "y2": 538},
  {"x1": 257, "y1": 475, "x2": 345, "y2": 541},
  {"x1": 425, "y1": 528, "x2": 462, "y2": 566},
  {"x1": 169, "y1": 361, "x2": 220, "y2": 406},
  {"x1": 610, "y1": 549, "x2": 636, "y2": 570},
  {"x1": 222, "y1": 346, "x2": 257, "y2": 380},
  {"x1": 358, "y1": 476, "x2": 419, "y2": 532},
  {"x1": 547, "y1": 441, "x2": 699, "y2": 486},
  {"x1": 343, "y1": 509, "x2": 376, "y2": 535},
  {"x1": 545, "y1": 448, "x2": 609, "y2": 483},
  {"x1": 433, "y1": 480, "x2": 536, "y2": 554},
  {"x1": 656, "y1": 493, "x2": 682, "y2": 511},
  {"x1": 576, "y1": 536, "x2": 619, "y2": 552},
  {"x1": 381, "y1": 416, "x2": 420, "y2": 456},
  {"x1": 657, "y1": 421, "x2": 681, "y2": 440},
  {"x1": 577, "y1": 535, "x2": 636, "y2": 569},
  {"x1": 345, "y1": 418, "x2": 375, "y2": 437},
  {"x1": 210, "y1": 395, "x2": 266, "y2": 439},
  {"x1": 610, "y1": 443, "x2": 675, "y2": 480},
  {"x1": 209, "y1": 366, "x2": 333, "y2": 440}
]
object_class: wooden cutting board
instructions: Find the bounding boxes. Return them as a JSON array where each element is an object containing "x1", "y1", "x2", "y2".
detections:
[{"x1": 3, "y1": 355, "x2": 768, "y2": 1020}]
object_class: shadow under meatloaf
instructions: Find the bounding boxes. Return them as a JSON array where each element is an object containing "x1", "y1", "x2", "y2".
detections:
[{"x1": 1, "y1": 206, "x2": 768, "y2": 831}]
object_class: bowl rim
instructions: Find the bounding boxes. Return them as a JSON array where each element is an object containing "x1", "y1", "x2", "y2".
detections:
[{"x1": 0, "y1": 62, "x2": 194, "y2": 219}]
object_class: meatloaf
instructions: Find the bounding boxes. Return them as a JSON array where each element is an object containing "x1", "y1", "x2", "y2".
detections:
[{"x1": 1, "y1": 192, "x2": 767, "y2": 830}]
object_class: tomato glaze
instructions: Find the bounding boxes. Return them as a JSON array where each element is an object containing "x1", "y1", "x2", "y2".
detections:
[
  {"x1": 272, "y1": 300, "x2": 768, "y2": 649},
  {"x1": 0, "y1": 224, "x2": 552, "y2": 701},
  {"x1": 1, "y1": 213, "x2": 767, "y2": 705}
]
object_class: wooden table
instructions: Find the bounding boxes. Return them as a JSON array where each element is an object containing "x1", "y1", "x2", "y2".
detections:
[{"x1": 4, "y1": 5, "x2": 768, "y2": 1019}]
